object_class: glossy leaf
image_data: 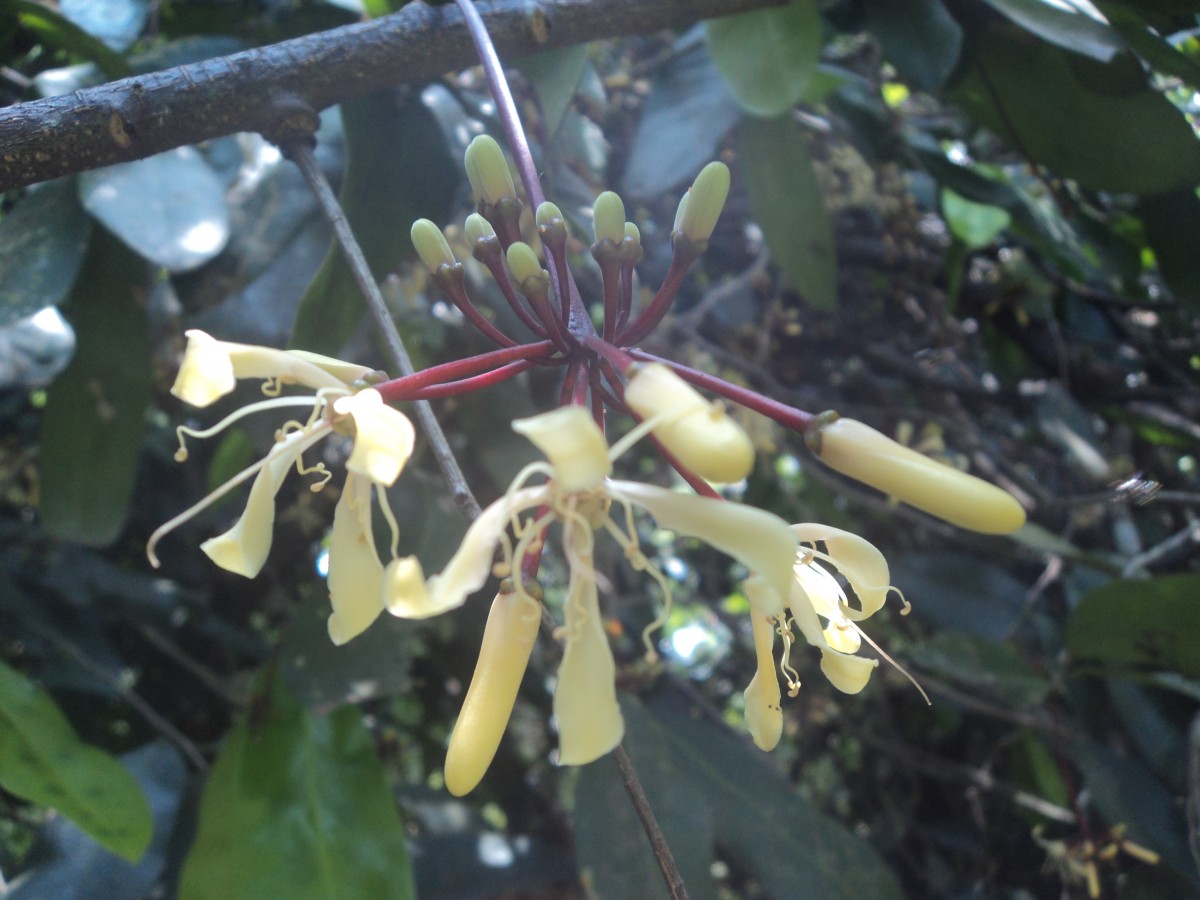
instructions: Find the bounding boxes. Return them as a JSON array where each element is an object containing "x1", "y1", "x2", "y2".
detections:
[
  {"x1": 61, "y1": 0, "x2": 147, "y2": 52},
  {"x1": 1095, "y1": 1, "x2": 1200, "y2": 86},
  {"x1": 982, "y1": 0, "x2": 1126, "y2": 62},
  {"x1": 705, "y1": 0, "x2": 821, "y2": 117},
  {"x1": 0, "y1": 178, "x2": 91, "y2": 329},
  {"x1": 13, "y1": 0, "x2": 130, "y2": 78},
  {"x1": 517, "y1": 44, "x2": 589, "y2": 137},
  {"x1": 574, "y1": 697, "x2": 718, "y2": 900},
  {"x1": 623, "y1": 36, "x2": 742, "y2": 198},
  {"x1": 78, "y1": 147, "x2": 230, "y2": 273},
  {"x1": 1066, "y1": 573, "x2": 1200, "y2": 678},
  {"x1": 289, "y1": 90, "x2": 455, "y2": 356},
  {"x1": 740, "y1": 114, "x2": 836, "y2": 309},
  {"x1": 951, "y1": 32, "x2": 1200, "y2": 194},
  {"x1": 179, "y1": 681, "x2": 415, "y2": 900},
  {"x1": 643, "y1": 680, "x2": 903, "y2": 898},
  {"x1": 0, "y1": 660, "x2": 152, "y2": 862},
  {"x1": 863, "y1": 0, "x2": 962, "y2": 91},
  {"x1": 39, "y1": 232, "x2": 151, "y2": 546}
]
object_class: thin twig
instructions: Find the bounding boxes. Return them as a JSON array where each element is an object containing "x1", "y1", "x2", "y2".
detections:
[
  {"x1": 287, "y1": 141, "x2": 482, "y2": 521},
  {"x1": 612, "y1": 745, "x2": 690, "y2": 900}
]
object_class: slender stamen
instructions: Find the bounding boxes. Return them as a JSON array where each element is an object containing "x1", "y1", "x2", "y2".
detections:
[
  {"x1": 173, "y1": 395, "x2": 332, "y2": 461},
  {"x1": 376, "y1": 482, "x2": 402, "y2": 560}
]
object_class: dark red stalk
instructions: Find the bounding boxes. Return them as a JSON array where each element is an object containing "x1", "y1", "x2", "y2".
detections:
[
  {"x1": 581, "y1": 334, "x2": 635, "y2": 376},
  {"x1": 474, "y1": 243, "x2": 550, "y2": 339},
  {"x1": 599, "y1": 257, "x2": 621, "y2": 342},
  {"x1": 375, "y1": 340, "x2": 555, "y2": 401},
  {"x1": 438, "y1": 271, "x2": 519, "y2": 347},
  {"x1": 629, "y1": 350, "x2": 817, "y2": 433},
  {"x1": 616, "y1": 248, "x2": 696, "y2": 346},
  {"x1": 405, "y1": 360, "x2": 536, "y2": 399}
]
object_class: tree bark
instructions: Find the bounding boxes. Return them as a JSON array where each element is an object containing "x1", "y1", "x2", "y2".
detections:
[{"x1": 0, "y1": 0, "x2": 781, "y2": 192}]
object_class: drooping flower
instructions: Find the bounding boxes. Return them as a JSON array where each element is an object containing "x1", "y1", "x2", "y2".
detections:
[
  {"x1": 384, "y1": 404, "x2": 797, "y2": 794},
  {"x1": 148, "y1": 330, "x2": 414, "y2": 645}
]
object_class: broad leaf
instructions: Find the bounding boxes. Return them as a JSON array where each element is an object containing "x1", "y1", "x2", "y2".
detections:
[
  {"x1": 517, "y1": 44, "x2": 589, "y2": 138},
  {"x1": 643, "y1": 680, "x2": 903, "y2": 898},
  {"x1": 982, "y1": 0, "x2": 1125, "y2": 62},
  {"x1": 0, "y1": 660, "x2": 152, "y2": 861},
  {"x1": 12, "y1": 0, "x2": 130, "y2": 78},
  {"x1": 863, "y1": 0, "x2": 962, "y2": 91},
  {"x1": 1138, "y1": 189, "x2": 1200, "y2": 313},
  {"x1": 705, "y1": 0, "x2": 821, "y2": 117},
  {"x1": 951, "y1": 31, "x2": 1200, "y2": 194},
  {"x1": 1066, "y1": 573, "x2": 1200, "y2": 678},
  {"x1": 78, "y1": 147, "x2": 230, "y2": 273},
  {"x1": 915, "y1": 632, "x2": 1049, "y2": 708},
  {"x1": 941, "y1": 188, "x2": 1011, "y2": 248},
  {"x1": 289, "y1": 90, "x2": 455, "y2": 356},
  {"x1": 179, "y1": 681, "x2": 414, "y2": 900},
  {"x1": 39, "y1": 231, "x2": 151, "y2": 546},
  {"x1": 0, "y1": 178, "x2": 91, "y2": 329},
  {"x1": 60, "y1": 0, "x2": 147, "y2": 52},
  {"x1": 740, "y1": 114, "x2": 837, "y2": 309}
]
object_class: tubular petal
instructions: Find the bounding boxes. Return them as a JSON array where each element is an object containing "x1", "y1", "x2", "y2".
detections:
[
  {"x1": 172, "y1": 330, "x2": 236, "y2": 407},
  {"x1": 326, "y1": 474, "x2": 385, "y2": 645},
  {"x1": 744, "y1": 610, "x2": 783, "y2": 751},
  {"x1": 334, "y1": 389, "x2": 415, "y2": 487},
  {"x1": 444, "y1": 590, "x2": 541, "y2": 796},
  {"x1": 512, "y1": 408, "x2": 611, "y2": 492},
  {"x1": 819, "y1": 648, "x2": 878, "y2": 695}
]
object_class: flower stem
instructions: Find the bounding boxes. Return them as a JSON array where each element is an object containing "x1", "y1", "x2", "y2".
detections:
[
  {"x1": 617, "y1": 246, "x2": 696, "y2": 346},
  {"x1": 375, "y1": 340, "x2": 556, "y2": 401}
]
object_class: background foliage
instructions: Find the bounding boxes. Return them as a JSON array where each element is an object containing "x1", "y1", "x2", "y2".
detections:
[{"x1": 2, "y1": 0, "x2": 1199, "y2": 897}]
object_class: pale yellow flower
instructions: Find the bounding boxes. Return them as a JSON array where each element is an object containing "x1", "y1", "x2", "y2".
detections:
[{"x1": 148, "y1": 331, "x2": 413, "y2": 645}]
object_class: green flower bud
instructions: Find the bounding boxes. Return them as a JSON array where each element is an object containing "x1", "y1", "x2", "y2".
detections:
[
  {"x1": 812, "y1": 416, "x2": 1027, "y2": 534},
  {"x1": 464, "y1": 212, "x2": 496, "y2": 245},
  {"x1": 536, "y1": 201, "x2": 565, "y2": 229},
  {"x1": 506, "y1": 242, "x2": 544, "y2": 285},
  {"x1": 410, "y1": 219, "x2": 455, "y2": 273},
  {"x1": 593, "y1": 191, "x2": 626, "y2": 245},
  {"x1": 465, "y1": 134, "x2": 516, "y2": 205},
  {"x1": 624, "y1": 222, "x2": 641, "y2": 246},
  {"x1": 677, "y1": 161, "x2": 730, "y2": 242}
]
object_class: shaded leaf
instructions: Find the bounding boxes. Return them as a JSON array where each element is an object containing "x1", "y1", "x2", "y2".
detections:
[
  {"x1": 915, "y1": 632, "x2": 1049, "y2": 708},
  {"x1": 574, "y1": 697, "x2": 718, "y2": 900},
  {"x1": 289, "y1": 90, "x2": 455, "y2": 355},
  {"x1": 863, "y1": 0, "x2": 962, "y2": 91},
  {"x1": 78, "y1": 147, "x2": 230, "y2": 273},
  {"x1": 644, "y1": 679, "x2": 903, "y2": 898},
  {"x1": 982, "y1": 0, "x2": 1125, "y2": 62},
  {"x1": 0, "y1": 178, "x2": 91, "y2": 329},
  {"x1": 1095, "y1": 1, "x2": 1200, "y2": 86},
  {"x1": 61, "y1": 0, "x2": 147, "y2": 52},
  {"x1": 517, "y1": 44, "x2": 589, "y2": 138},
  {"x1": 951, "y1": 31, "x2": 1200, "y2": 194},
  {"x1": 623, "y1": 35, "x2": 741, "y2": 199},
  {"x1": 1138, "y1": 189, "x2": 1200, "y2": 312},
  {"x1": 0, "y1": 660, "x2": 152, "y2": 861},
  {"x1": 179, "y1": 681, "x2": 414, "y2": 900},
  {"x1": 894, "y1": 552, "x2": 1028, "y2": 642},
  {"x1": 740, "y1": 114, "x2": 837, "y2": 309},
  {"x1": 705, "y1": 0, "x2": 821, "y2": 117},
  {"x1": 8, "y1": 742, "x2": 186, "y2": 900},
  {"x1": 39, "y1": 231, "x2": 150, "y2": 546},
  {"x1": 1066, "y1": 573, "x2": 1200, "y2": 678}
]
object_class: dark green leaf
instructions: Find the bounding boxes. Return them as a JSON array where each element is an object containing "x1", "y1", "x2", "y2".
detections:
[
  {"x1": 951, "y1": 31, "x2": 1200, "y2": 194},
  {"x1": 0, "y1": 178, "x2": 91, "y2": 329},
  {"x1": 289, "y1": 90, "x2": 456, "y2": 355},
  {"x1": 644, "y1": 679, "x2": 903, "y2": 899},
  {"x1": 863, "y1": 0, "x2": 962, "y2": 91},
  {"x1": 705, "y1": 0, "x2": 821, "y2": 117},
  {"x1": 982, "y1": 0, "x2": 1126, "y2": 62},
  {"x1": 13, "y1": 0, "x2": 131, "y2": 79},
  {"x1": 1138, "y1": 189, "x2": 1200, "y2": 312},
  {"x1": 78, "y1": 147, "x2": 230, "y2": 273},
  {"x1": 740, "y1": 114, "x2": 837, "y2": 309},
  {"x1": 574, "y1": 697, "x2": 718, "y2": 900},
  {"x1": 0, "y1": 660, "x2": 152, "y2": 861},
  {"x1": 517, "y1": 44, "x2": 589, "y2": 138},
  {"x1": 1096, "y1": 1, "x2": 1200, "y2": 86},
  {"x1": 915, "y1": 632, "x2": 1049, "y2": 708},
  {"x1": 623, "y1": 38, "x2": 742, "y2": 199},
  {"x1": 1067, "y1": 573, "x2": 1200, "y2": 678},
  {"x1": 61, "y1": 0, "x2": 146, "y2": 52},
  {"x1": 178, "y1": 681, "x2": 415, "y2": 900},
  {"x1": 39, "y1": 232, "x2": 151, "y2": 546}
]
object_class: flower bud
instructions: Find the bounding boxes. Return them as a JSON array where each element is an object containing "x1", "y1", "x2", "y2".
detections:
[
  {"x1": 592, "y1": 191, "x2": 625, "y2": 245},
  {"x1": 505, "y1": 242, "x2": 544, "y2": 286},
  {"x1": 410, "y1": 219, "x2": 456, "y2": 273},
  {"x1": 464, "y1": 134, "x2": 517, "y2": 205},
  {"x1": 512, "y1": 406, "x2": 611, "y2": 492},
  {"x1": 811, "y1": 417, "x2": 1026, "y2": 534},
  {"x1": 676, "y1": 161, "x2": 730, "y2": 242},
  {"x1": 444, "y1": 589, "x2": 541, "y2": 796},
  {"x1": 464, "y1": 212, "x2": 496, "y2": 245},
  {"x1": 624, "y1": 362, "x2": 754, "y2": 483},
  {"x1": 536, "y1": 201, "x2": 565, "y2": 230},
  {"x1": 537, "y1": 201, "x2": 568, "y2": 248}
]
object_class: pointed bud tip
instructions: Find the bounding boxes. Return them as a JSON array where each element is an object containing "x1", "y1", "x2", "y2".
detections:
[{"x1": 411, "y1": 219, "x2": 455, "y2": 273}]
